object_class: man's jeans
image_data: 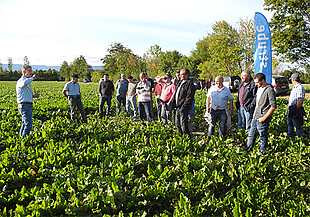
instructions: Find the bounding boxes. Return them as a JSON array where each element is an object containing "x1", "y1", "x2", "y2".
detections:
[
  {"x1": 68, "y1": 96, "x2": 87, "y2": 123},
  {"x1": 138, "y1": 101, "x2": 152, "y2": 123},
  {"x1": 116, "y1": 96, "x2": 126, "y2": 114},
  {"x1": 99, "y1": 95, "x2": 112, "y2": 118},
  {"x1": 126, "y1": 96, "x2": 138, "y2": 118},
  {"x1": 208, "y1": 109, "x2": 227, "y2": 136},
  {"x1": 287, "y1": 108, "x2": 302, "y2": 137},
  {"x1": 238, "y1": 107, "x2": 254, "y2": 132},
  {"x1": 18, "y1": 103, "x2": 33, "y2": 138},
  {"x1": 161, "y1": 103, "x2": 173, "y2": 125},
  {"x1": 246, "y1": 117, "x2": 271, "y2": 154},
  {"x1": 175, "y1": 108, "x2": 190, "y2": 136}
]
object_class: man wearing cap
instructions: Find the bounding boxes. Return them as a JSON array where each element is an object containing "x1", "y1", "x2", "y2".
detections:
[
  {"x1": 287, "y1": 73, "x2": 306, "y2": 137},
  {"x1": 16, "y1": 65, "x2": 39, "y2": 138},
  {"x1": 62, "y1": 74, "x2": 87, "y2": 123}
]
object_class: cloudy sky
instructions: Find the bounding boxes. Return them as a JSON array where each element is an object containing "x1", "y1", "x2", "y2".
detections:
[{"x1": 0, "y1": 0, "x2": 272, "y2": 66}]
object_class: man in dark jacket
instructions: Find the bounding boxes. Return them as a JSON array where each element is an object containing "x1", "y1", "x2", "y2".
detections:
[
  {"x1": 236, "y1": 70, "x2": 257, "y2": 132},
  {"x1": 246, "y1": 73, "x2": 276, "y2": 154},
  {"x1": 171, "y1": 68, "x2": 195, "y2": 137},
  {"x1": 99, "y1": 73, "x2": 115, "y2": 118}
]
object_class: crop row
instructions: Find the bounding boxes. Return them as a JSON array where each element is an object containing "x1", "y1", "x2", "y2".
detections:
[{"x1": 0, "y1": 81, "x2": 309, "y2": 216}]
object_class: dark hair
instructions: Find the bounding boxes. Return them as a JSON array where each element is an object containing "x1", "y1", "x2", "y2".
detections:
[
  {"x1": 128, "y1": 75, "x2": 133, "y2": 79},
  {"x1": 166, "y1": 74, "x2": 172, "y2": 79},
  {"x1": 72, "y1": 74, "x2": 79, "y2": 78},
  {"x1": 254, "y1": 73, "x2": 265, "y2": 81},
  {"x1": 104, "y1": 73, "x2": 109, "y2": 77},
  {"x1": 182, "y1": 68, "x2": 190, "y2": 76}
]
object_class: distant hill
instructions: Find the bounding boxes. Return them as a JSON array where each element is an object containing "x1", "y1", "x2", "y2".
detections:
[{"x1": 1, "y1": 64, "x2": 103, "y2": 71}]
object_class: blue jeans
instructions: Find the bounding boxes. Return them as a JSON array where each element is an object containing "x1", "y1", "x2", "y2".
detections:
[
  {"x1": 175, "y1": 108, "x2": 190, "y2": 136},
  {"x1": 287, "y1": 108, "x2": 302, "y2": 137},
  {"x1": 246, "y1": 117, "x2": 271, "y2": 154},
  {"x1": 161, "y1": 103, "x2": 173, "y2": 125},
  {"x1": 238, "y1": 107, "x2": 254, "y2": 132},
  {"x1": 18, "y1": 103, "x2": 33, "y2": 138},
  {"x1": 126, "y1": 96, "x2": 138, "y2": 118},
  {"x1": 138, "y1": 101, "x2": 152, "y2": 123},
  {"x1": 99, "y1": 95, "x2": 112, "y2": 117},
  {"x1": 208, "y1": 109, "x2": 227, "y2": 136}
]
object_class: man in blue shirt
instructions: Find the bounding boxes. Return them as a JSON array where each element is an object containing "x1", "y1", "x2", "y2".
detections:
[
  {"x1": 16, "y1": 65, "x2": 39, "y2": 138},
  {"x1": 287, "y1": 73, "x2": 306, "y2": 137},
  {"x1": 206, "y1": 76, "x2": 233, "y2": 137},
  {"x1": 115, "y1": 73, "x2": 129, "y2": 114},
  {"x1": 62, "y1": 74, "x2": 87, "y2": 123}
]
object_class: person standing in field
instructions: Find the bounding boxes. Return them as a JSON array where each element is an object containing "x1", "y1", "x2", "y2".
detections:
[
  {"x1": 136, "y1": 72, "x2": 152, "y2": 124},
  {"x1": 126, "y1": 75, "x2": 138, "y2": 121},
  {"x1": 115, "y1": 73, "x2": 129, "y2": 115},
  {"x1": 206, "y1": 79, "x2": 211, "y2": 91},
  {"x1": 206, "y1": 76, "x2": 233, "y2": 138},
  {"x1": 160, "y1": 73, "x2": 176, "y2": 125},
  {"x1": 173, "y1": 68, "x2": 195, "y2": 137},
  {"x1": 287, "y1": 73, "x2": 306, "y2": 137},
  {"x1": 98, "y1": 73, "x2": 114, "y2": 118},
  {"x1": 246, "y1": 73, "x2": 276, "y2": 154},
  {"x1": 16, "y1": 65, "x2": 39, "y2": 138},
  {"x1": 154, "y1": 76, "x2": 163, "y2": 121},
  {"x1": 62, "y1": 74, "x2": 87, "y2": 123},
  {"x1": 236, "y1": 70, "x2": 257, "y2": 132}
]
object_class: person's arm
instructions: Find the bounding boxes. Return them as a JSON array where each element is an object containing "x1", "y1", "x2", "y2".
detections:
[
  {"x1": 258, "y1": 107, "x2": 276, "y2": 123},
  {"x1": 229, "y1": 99, "x2": 233, "y2": 116},
  {"x1": 79, "y1": 90, "x2": 82, "y2": 99},
  {"x1": 297, "y1": 98, "x2": 304, "y2": 109},
  {"x1": 62, "y1": 90, "x2": 68, "y2": 98},
  {"x1": 206, "y1": 97, "x2": 211, "y2": 113}
]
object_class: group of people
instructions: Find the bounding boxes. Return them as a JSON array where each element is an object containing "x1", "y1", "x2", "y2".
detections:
[
  {"x1": 16, "y1": 65, "x2": 306, "y2": 155},
  {"x1": 206, "y1": 70, "x2": 305, "y2": 154}
]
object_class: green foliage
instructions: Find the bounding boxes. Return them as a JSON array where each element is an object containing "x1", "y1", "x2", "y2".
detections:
[
  {"x1": 59, "y1": 61, "x2": 71, "y2": 81},
  {"x1": 91, "y1": 70, "x2": 105, "y2": 83},
  {"x1": 0, "y1": 81, "x2": 309, "y2": 216},
  {"x1": 158, "y1": 50, "x2": 183, "y2": 75},
  {"x1": 197, "y1": 20, "x2": 249, "y2": 80},
  {"x1": 264, "y1": 0, "x2": 310, "y2": 63},
  {"x1": 72, "y1": 55, "x2": 93, "y2": 80}
]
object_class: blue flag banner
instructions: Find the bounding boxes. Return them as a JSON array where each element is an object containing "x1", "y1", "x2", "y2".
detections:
[{"x1": 254, "y1": 12, "x2": 272, "y2": 84}]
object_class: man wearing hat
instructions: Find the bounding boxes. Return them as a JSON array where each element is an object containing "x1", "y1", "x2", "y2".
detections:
[
  {"x1": 62, "y1": 74, "x2": 87, "y2": 123},
  {"x1": 287, "y1": 73, "x2": 306, "y2": 137}
]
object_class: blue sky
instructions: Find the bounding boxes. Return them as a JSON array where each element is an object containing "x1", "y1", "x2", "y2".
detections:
[{"x1": 0, "y1": 0, "x2": 272, "y2": 66}]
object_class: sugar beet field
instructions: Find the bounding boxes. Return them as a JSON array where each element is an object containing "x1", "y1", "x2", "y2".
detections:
[{"x1": 0, "y1": 81, "x2": 309, "y2": 216}]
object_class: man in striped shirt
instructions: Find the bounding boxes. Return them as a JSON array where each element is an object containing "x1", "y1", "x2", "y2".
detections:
[
  {"x1": 287, "y1": 73, "x2": 306, "y2": 137},
  {"x1": 136, "y1": 72, "x2": 152, "y2": 124}
]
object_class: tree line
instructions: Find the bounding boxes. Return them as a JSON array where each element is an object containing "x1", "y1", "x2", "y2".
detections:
[{"x1": 1, "y1": 0, "x2": 310, "y2": 83}]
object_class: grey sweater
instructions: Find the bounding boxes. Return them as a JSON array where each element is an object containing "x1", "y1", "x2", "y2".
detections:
[{"x1": 255, "y1": 84, "x2": 277, "y2": 119}]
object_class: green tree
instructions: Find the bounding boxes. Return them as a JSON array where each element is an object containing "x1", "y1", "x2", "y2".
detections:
[
  {"x1": 23, "y1": 56, "x2": 30, "y2": 66},
  {"x1": 143, "y1": 45, "x2": 162, "y2": 78},
  {"x1": 7, "y1": 57, "x2": 13, "y2": 73},
  {"x1": 264, "y1": 0, "x2": 310, "y2": 63},
  {"x1": 72, "y1": 55, "x2": 93, "y2": 80},
  {"x1": 59, "y1": 61, "x2": 71, "y2": 81},
  {"x1": 237, "y1": 18, "x2": 255, "y2": 70},
  {"x1": 158, "y1": 50, "x2": 183, "y2": 75},
  {"x1": 176, "y1": 56, "x2": 196, "y2": 77},
  {"x1": 101, "y1": 42, "x2": 143, "y2": 81},
  {"x1": 0, "y1": 59, "x2": 3, "y2": 73},
  {"x1": 198, "y1": 21, "x2": 243, "y2": 80},
  {"x1": 91, "y1": 70, "x2": 105, "y2": 82}
]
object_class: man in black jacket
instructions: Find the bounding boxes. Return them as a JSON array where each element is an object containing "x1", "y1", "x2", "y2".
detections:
[
  {"x1": 172, "y1": 68, "x2": 195, "y2": 137},
  {"x1": 236, "y1": 70, "x2": 257, "y2": 132}
]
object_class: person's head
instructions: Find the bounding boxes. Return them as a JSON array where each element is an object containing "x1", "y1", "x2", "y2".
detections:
[
  {"x1": 140, "y1": 72, "x2": 147, "y2": 82},
  {"x1": 71, "y1": 74, "x2": 79, "y2": 83},
  {"x1": 176, "y1": 71, "x2": 180, "y2": 79},
  {"x1": 128, "y1": 75, "x2": 134, "y2": 83},
  {"x1": 215, "y1": 76, "x2": 223, "y2": 88},
  {"x1": 290, "y1": 73, "x2": 300, "y2": 84},
  {"x1": 180, "y1": 68, "x2": 190, "y2": 81},
  {"x1": 21, "y1": 65, "x2": 33, "y2": 78},
  {"x1": 241, "y1": 70, "x2": 251, "y2": 83},
  {"x1": 254, "y1": 73, "x2": 266, "y2": 88},
  {"x1": 103, "y1": 73, "x2": 109, "y2": 81},
  {"x1": 164, "y1": 73, "x2": 172, "y2": 83},
  {"x1": 155, "y1": 76, "x2": 162, "y2": 83},
  {"x1": 120, "y1": 73, "x2": 126, "y2": 81}
]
